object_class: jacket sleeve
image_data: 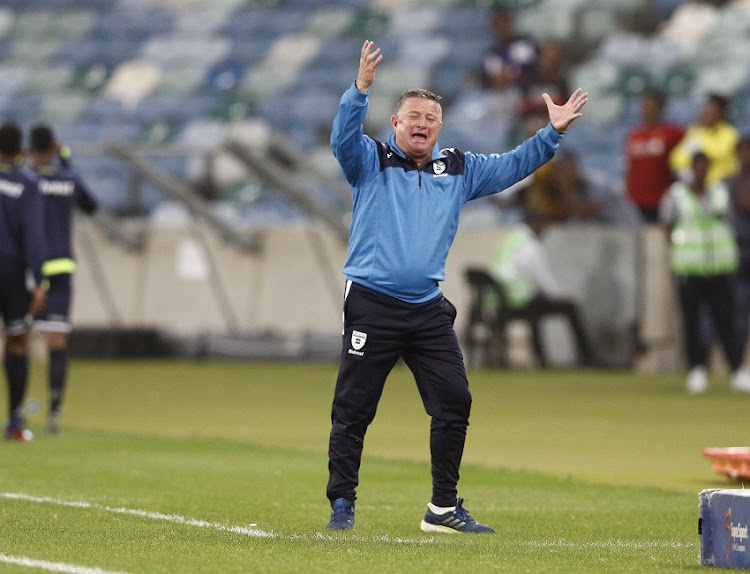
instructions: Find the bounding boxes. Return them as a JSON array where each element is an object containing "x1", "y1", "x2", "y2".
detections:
[
  {"x1": 74, "y1": 173, "x2": 98, "y2": 215},
  {"x1": 330, "y1": 82, "x2": 380, "y2": 188},
  {"x1": 21, "y1": 180, "x2": 46, "y2": 285},
  {"x1": 463, "y1": 123, "x2": 562, "y2": 201}
]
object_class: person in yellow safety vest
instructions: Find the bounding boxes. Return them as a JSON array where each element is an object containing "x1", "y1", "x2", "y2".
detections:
[
  {"x1": 659, "y1": 151, "x2": 750, "y2": 394},
  {"x1": 491, "y1": 211, "x2": 594, "y2": 368},
  {"x1": 669, "y1": 93, "x2": 739, "y2": 185}
]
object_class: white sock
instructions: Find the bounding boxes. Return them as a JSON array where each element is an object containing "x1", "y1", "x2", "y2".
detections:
[{"x1": 428, "y1": 502, "x2": 456, "y2": 514}]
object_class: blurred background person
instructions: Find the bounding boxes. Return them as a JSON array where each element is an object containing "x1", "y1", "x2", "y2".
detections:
[
  {"x1": 0, "y1": 123, "x2": 47, "y2": 441},
  {"x1": 546, "y1": 151, "x2": 642, "y2": 225},
  {"x1": 28, "y1": 124, "x2": 99, "y2": 434},
  {"x1": 624, "y1": 90, "x2": 685, "y2": 223},
  {"x1": 520, "y1": 41, "x2": 570, "y2": 118},
  {"x1": 491, "y1": 211, "x2": 594, "y2": 368},
  {"x1": 670, "y1": 93, "x2": 739, "y2": 184},
  {"x1": 659, "y1": 151, "x2": 749, "y2": 394},
  {"x1": 728, "y1": 135, "x2": 750, "y2": 355},
  {"x1": 482, "y1": 7, "x2": 537, "y2": 95},
  {"x1": 488, "y1": 112, "x2": 555, "y2": 222},
  {"x1": 480, "y1": 6, "x2": 538, "y2": 127}
]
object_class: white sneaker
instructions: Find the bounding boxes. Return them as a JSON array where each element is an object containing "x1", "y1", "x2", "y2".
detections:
[
  {"x1": 686, "y1": 367, "x2": 708, "y2": 394},
  {"x1": 731, "y1": 368, "x2": 750, "y2": 393}
]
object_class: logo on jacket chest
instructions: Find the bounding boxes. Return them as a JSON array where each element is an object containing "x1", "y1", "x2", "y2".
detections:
[
  {"x1": 432, "y1": 160, "x2": 446, "y2": 175},
  {"x1": 0, "y1": 180, "x2": 22, "y2": 198},
  {"x1": 39, "y1": 179, "x2": 75, "y2": 196}
]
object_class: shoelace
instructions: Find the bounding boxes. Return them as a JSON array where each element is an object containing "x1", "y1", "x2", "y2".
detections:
[
  {"x1": 453, "y1": 498, "x2": 476, "y2": 524},
  {"x1": 332, "y1": 503, "x2": 354, "y2": 520}
]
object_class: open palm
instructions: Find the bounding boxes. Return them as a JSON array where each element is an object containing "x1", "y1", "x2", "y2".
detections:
[{"x1": 543, "y1": 89, "x2": 588, "y2": 134}]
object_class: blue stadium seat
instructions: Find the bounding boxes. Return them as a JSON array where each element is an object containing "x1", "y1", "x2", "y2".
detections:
[
  {"x1": 651, "y1": 0, "x2": 686, "y2": 18},
  {"x1": 203, "y1": 60, "x2": 246, "y2": 94},
  {"x1": 0, "y1": 63, "x2": 30, "y2": 96},
  {"x1": 292, "y1": 61, "x2": 349, "y2": 92},
  {"x1": 436, "y1": 8, "x2": 488, "y2": 34},
  {"x1": 54, "y1": 38, "x2": 140, "y2": 67},
  {"x1": 89, "y1": 176, "x2": 136, "y2": 212},
  {"x1": 284, "y1": 0, "x2": 369, "y2": 7},
  {"x1": 55, "y1": 122, "x2": 108, "y2": 146},
  {"x1": 72, "y1": 62, "x2": 111, "y2": 93},
  {"x1": 150, "y1": 155, "x2": 188, "y2": 174},
  {"x1": 133, "y1": 94, "x2": 219, "y2": 125},
  {"x1": 430, "y1": 53, "x2": 484, "y2": 105},
  {"x1": 55, "y1": 120, "x2": 139, "y2": 145},
  {"x1": 221, "y1": 10, "x2": 310, "y2": 40},
  {"x1": 1, "y1": 94, "x2": 41, "y2": 124},
  {"x1": 176, "y1": 118, "x2": 229, "y2": 150},
  {"x1": 80, "y1": 94, "x2": 129, "y2": 123},
  {"x1": 222, "y1": 40, "x2": 271, "y2": 67},
  {"x1": 664, "y1": 94, "x2": 701, "y2": 125},
  {"x1": 0, "y1": 93, "x2": 10, "y2": 117},
  {"x1": 137, "y1": 120, "x2": 181, "y2": 145},
  {"x1": 140, "y1": 34, "x2": 230, "y2": 69},
  {"x1": 91, "y1": 9, "x2": 174, "y2": 41}
]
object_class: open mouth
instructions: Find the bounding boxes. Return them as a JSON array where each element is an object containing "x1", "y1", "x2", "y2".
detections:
[{"x1": 412, "y1": 133, "x2": 428, "y2": 143}]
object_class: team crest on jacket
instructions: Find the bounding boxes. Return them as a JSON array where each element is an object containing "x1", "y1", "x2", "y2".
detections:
[
  {"x1": 433, "y1": 160, "x2": 446, "y2": 175},
  {"x1": 351, "y1": 330, "x2": 367, "y2": 350}
]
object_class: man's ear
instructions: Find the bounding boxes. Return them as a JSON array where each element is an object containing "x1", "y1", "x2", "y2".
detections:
[{"x1": 390, "y1": 115, "x2": 398, "y2": 130}]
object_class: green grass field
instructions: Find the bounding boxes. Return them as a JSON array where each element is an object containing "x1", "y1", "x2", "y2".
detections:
[{"x1": 1, "y1": 360, "x2": 747, "y2": 573}]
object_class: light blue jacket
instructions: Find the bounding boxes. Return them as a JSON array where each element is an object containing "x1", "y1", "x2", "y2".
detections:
[{"x1": 331, "y1": 82, "x2": 562, "y2": 303}]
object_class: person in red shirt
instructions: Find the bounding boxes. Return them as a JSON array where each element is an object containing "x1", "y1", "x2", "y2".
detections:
[{"x1": 624, "y1": 90, "x2": 685, "y2": 223}]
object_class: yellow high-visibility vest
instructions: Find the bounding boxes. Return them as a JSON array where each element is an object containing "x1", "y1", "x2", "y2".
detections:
[
  {"x1": 492, "y1": 228, "x2": 536, "y2": 308},
  {"x1": 669, "y1": 181, "x2": 738, "y2": 276}
]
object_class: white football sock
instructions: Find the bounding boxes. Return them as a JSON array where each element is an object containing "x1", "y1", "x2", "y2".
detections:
[{"x1": 428, "y1": 502, "x2": 456, "y2": 514}]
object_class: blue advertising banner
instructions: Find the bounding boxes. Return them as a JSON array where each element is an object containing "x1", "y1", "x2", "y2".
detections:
[{"x1": 700, "y1": 489, "x2": 750, "y2": 568}]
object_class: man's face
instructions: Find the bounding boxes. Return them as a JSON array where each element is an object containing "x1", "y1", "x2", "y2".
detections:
[
  {"x1": 391, "y1": 97, "x2": 442, "y2": 165},
  {"x1": 739, "y1": 142, "x2": 750, "y2": 168},
  {"x1": 692, "y1": 156, "x2": 710, "y2": 182},
  {"x1": 641, "y1": 94, "x2": 663, "y2": 124},
  {"x1": 699, "y1": 101, "x2": 722, "y2": 127}
]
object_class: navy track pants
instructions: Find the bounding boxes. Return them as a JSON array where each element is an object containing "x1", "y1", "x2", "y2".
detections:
[
  {"x1": 676, "y1": 273, "x2": 745, "y2": 371},
  {"x1": 326, "y1": 281, "x2": 472, "y2": 507}
]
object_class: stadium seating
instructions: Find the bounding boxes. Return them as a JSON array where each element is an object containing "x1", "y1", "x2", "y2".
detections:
[{"x1": 0, "y1": 0, "x2": 748, "y2": 217}]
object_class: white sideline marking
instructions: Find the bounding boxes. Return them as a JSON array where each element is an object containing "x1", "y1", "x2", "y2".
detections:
[
  {"x1": 1, "y1": 492, "x2": 274, "y2": 538},
  {"x1": 1, "y1": 492, "x2": 435, "y2": 545},
  {"x1": 0, "y1": 553, "x2": 130, "y2": 574},
  {"x1": 295, "y1": 533, "x2": 439, "y2": 544},
  {"x1": 523, "y1": 540, "x2": 695, "y2": 549}
]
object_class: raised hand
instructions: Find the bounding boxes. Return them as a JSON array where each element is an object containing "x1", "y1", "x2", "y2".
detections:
[
  {"x1": 543, "y1": 88, "x2": 588, "y2": 134},
  {"x1": 356, "y1": 40, "x2": 383, "y2": 94}
]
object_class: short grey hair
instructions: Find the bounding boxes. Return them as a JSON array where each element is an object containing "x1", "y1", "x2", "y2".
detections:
[{"x1": 394, "y1": 89, "x2": 442, "y2": 117}]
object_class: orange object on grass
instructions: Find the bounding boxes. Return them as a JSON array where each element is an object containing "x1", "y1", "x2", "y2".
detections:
[{"x1": 703, "y1": 447, "x2": 750, "y2": 480}]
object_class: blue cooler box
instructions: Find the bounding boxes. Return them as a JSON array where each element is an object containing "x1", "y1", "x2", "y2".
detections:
[{"x1": 700, "y1": 489, "x2": 750, "y2": 568}]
